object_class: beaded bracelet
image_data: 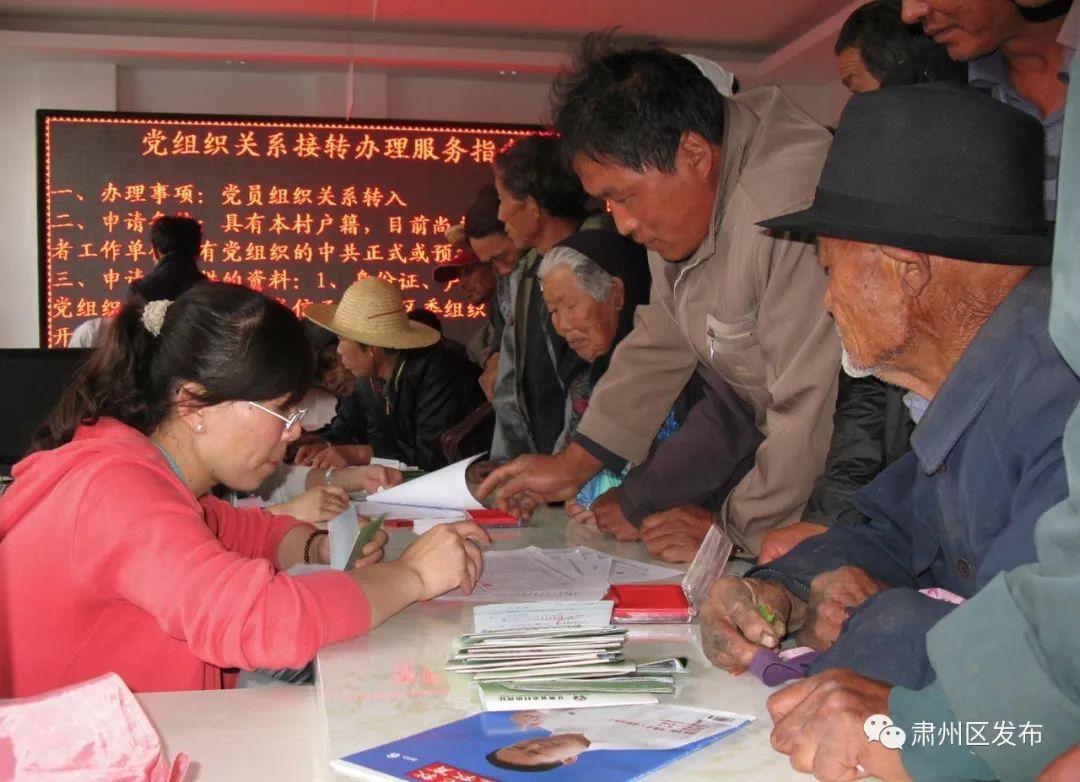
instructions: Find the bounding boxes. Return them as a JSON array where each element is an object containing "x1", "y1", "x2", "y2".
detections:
[{"x1": 303, "y1": 529, "x2": 329, "y2": 564}]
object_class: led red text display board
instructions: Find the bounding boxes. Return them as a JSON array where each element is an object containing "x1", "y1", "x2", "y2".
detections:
[{"x1": 38, "y1": 110, "x2": 535, "y2": 348}]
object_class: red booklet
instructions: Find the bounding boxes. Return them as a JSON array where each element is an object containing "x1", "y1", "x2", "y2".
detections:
[
  {"x1": 385, "y1": 509, "x2": 520, "y2": 528},
  {"x1": 466, "y1": 508, "x2": 520, "y2": 527},
  {"x1": 604, "y1": 583, "x2": 692, "y2": 624}
]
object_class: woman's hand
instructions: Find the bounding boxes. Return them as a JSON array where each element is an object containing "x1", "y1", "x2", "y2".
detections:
[
  {"x1": 321, "y1": 521, "x2": 388, "y2": 568},
  {"x1": 350, "y1": 465, "x2": 403, "y2": 493},
  {"x1": 342, "y1": 522, "x2": 490, "y2": 629},
  {"x1": 268, "y1": 485, "x2": 350, "y2": 523},
  {"x1": 397, "y1": 521, "x2": 492, "y2": 600}
]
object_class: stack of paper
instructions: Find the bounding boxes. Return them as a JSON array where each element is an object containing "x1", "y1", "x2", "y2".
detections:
[
  {"x1": 447, "y1": 627, "x2": 628, "y2": 675},
  {"x1": 473, "y1": 600, "x2": 615, "y2": 633},
  {"x1": 447, "y1": 625, "x2": 687, "y2": 711},
  {"x1": 437, "y1": 546, "x2": 681, "y2": 602}
]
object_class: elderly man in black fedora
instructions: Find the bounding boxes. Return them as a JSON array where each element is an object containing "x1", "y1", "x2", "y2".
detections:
[{"x1": 697, "y1": 82, "x2": 1080, "y2": 698}]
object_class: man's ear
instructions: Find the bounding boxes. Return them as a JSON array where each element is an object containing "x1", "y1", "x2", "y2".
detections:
[
  {"x1": 609, "y1": 277, "x2": 625, "y2": 312},
  {"x1": 677, "y1": 131, "x2": 719, "y2": 181},
  {"x1": 880, "y1": 245, "x2": 931, "y2": 298},
  {"x1": 525, "y1": 194, "x2": 542, "y2": 220}
]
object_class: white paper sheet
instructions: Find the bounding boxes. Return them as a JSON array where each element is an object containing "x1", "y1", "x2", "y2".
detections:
[
  {"x1": 607, "y1": 556, "x2": 682, "y2": 584},
  {"x1": 328, "y1": 508, "x2": 361, "y2": 570},
  {"x1": 473, "y1": 601, "x2": 614, "y2": 633},
  {"x1": 436, "y1": 546, "x2": 680, "y2": 602},
  {"x1": 364, "y1": 454, "x2": 484, "y2": 511}
]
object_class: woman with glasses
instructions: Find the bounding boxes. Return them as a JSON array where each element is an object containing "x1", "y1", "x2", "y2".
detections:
[{"x1": 0, "y1": 284, "x2": 488, "y2": 697}]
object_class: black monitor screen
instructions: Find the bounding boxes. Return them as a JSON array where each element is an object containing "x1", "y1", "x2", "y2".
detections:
[
  {"x1": 38, "y1": 110, "x2": 536, "y2": 349},
  {"x1": 0, "y1": 349, "x2": 91, "y2": 471}
]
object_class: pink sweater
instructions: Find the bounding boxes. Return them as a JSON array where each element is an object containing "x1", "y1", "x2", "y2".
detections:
[{"x1": 0, "y1": 418, "x2": 371, "y2": 697}]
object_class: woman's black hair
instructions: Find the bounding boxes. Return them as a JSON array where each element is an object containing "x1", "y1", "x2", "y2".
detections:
[
  {"x1": 32, "y1": 283, "x2": 313, "y2": 451},
  {"x1": 485, "y1": 749, "x2": 563, "y2": 772}
]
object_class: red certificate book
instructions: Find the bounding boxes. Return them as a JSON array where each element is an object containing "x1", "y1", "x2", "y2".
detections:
[{"x1": 604, "y1": 584, "x2": 692, "y2": 623}]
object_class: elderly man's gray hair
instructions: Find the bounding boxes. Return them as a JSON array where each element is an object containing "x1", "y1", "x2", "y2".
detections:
[{"x1": 538, "y1": 246, "x2": 615, "y2": 301}]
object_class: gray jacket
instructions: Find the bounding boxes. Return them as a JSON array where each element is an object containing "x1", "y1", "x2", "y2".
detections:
[{"x1": 574, "y1": 87, "x2": 840, "y2": 553}]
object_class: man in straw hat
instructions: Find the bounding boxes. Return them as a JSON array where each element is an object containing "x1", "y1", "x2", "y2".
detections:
[
  {"x1": 299, "y1": 278, "x2": 485, "y2": 472},
  {"x1": 697, "y1": 82, "x2": 1080, "y2": 705}
]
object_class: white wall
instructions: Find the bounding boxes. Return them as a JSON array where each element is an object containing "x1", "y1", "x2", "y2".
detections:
[
  {"x1": 0, "y1": 61, "x2": 842, "y2": 348},
  {"x1": 117, "y1": 68, "x2": 318, "y2": 117},
  {"x1": 1, "y1": 62, "x2": 117, "y2": 348},
  {"x1": 386, "y1": 75, "x2": 551, "y2": 125}
]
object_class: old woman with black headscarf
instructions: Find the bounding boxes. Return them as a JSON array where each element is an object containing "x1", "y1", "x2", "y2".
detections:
[
  {"x1": 537, "y1": 229, "x2": 653, "y2": 450},
  {"x1": 537, "y1": 229, "x2": 758, "y2": 557}
]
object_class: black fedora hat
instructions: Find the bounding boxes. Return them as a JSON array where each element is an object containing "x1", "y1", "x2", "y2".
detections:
[{"x1": 760, "y1": 82, "x2": 1051, "y2": 266}]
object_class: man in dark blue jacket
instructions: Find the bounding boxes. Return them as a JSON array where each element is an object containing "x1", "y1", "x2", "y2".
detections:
[{"x1": 698, "y1": 83, "x2": 1080, "y2": 692}]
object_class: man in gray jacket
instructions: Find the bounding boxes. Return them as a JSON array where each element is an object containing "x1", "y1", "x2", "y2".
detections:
[{"x1": 479, "y1": 35, "x2": 840, "y2": 555}]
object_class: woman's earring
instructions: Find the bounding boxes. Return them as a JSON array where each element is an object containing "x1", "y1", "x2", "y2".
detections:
[{"x1": 195, "y1": 423, "x2": 206, "y2": 433}]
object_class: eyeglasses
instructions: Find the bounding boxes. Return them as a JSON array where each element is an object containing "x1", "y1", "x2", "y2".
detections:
[{"x1": 247, "y1": 401, "x2": 307, "y2": 433}]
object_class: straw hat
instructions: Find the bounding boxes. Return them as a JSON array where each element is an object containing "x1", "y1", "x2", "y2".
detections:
[{"x1": 304, "y1": 277, "x2": 440, "y2": 350}]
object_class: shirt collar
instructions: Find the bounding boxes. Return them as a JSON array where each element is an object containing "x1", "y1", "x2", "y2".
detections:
[
  {"x1": 668, "y1": 96, "x2": 754, "y2": 278},
  {"x1": 910, "y1": 268, "x2": 1051, "y2": 474},
  {"x1": 968, "y1": 49, "x2": 1010, "y2": 92},
  {"x1": 969, "y1": 46, "x2": 1074, "y2": 93}
]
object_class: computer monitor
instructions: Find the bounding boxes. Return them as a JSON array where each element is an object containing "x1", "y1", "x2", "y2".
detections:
[{"x1": 0, "y1": 349, "x2": 92, "y2": 474}]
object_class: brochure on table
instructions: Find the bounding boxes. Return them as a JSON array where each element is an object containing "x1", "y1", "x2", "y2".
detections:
[{"x1": 332, "y1": 705, "x2": 753, "y2": 782}]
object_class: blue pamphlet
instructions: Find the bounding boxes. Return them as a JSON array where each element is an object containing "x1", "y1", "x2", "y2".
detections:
[{"x1": 332, "y1": 705, "x2": 752, "y2": 782}]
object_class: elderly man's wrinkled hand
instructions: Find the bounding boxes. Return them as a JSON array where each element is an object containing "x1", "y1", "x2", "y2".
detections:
[
  {"x1": 700, "y1": 577, "x2": 806, "y2": 674},
  {"x1": 767, "y1": 669, "x2": 911, "y2": 782},
  {"x1": 640, "y1": 505, "x2": 713, "y2": 563},
  {"x1": 591, "y1": 490, "x2": 640, "y2": 541},
  {"x1": 798, "y1": 566, "x2": 886, "y2": 652}
]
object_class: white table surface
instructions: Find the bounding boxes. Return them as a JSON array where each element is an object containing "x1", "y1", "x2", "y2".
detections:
[
  {"x1": 316, "y1": 507, "x2": 814, "y2": 782},
  {"x1": 137, "y1": 685, "x2": 329, "y2": 782}
]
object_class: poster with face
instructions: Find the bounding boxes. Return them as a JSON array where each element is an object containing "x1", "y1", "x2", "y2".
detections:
[{"x1": 333, "y1": 705, "x2": 752, "y2": 781}]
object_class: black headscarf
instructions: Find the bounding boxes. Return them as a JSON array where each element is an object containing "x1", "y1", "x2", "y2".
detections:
[{"x1": 549, "y1": 229, "x2": 651, "y2": 381}]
